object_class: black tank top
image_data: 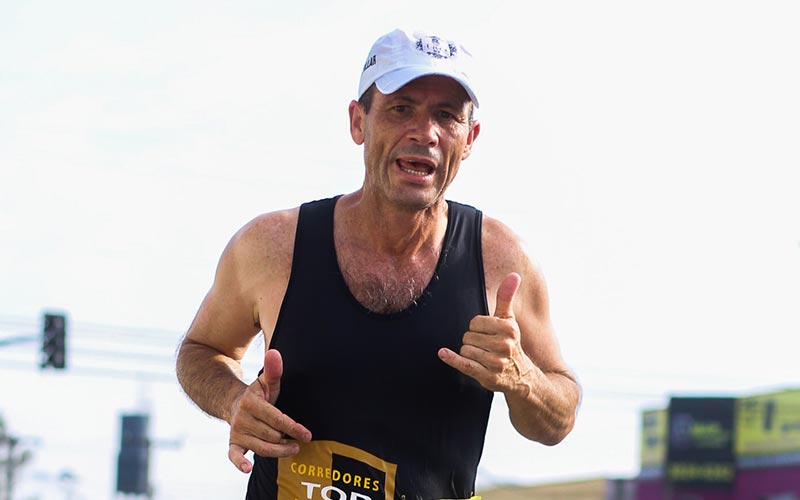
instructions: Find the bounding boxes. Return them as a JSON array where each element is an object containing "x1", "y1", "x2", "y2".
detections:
[{"x1": 247, "y1": 196, "x2": 493, "y2": 500}]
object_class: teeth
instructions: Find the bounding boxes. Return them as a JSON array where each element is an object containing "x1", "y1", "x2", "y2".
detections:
[
  {"x1": 399, "y1": 160, "x2": 431, "y2": 176},
  {"x1": 401, "y1": 166, "x2": 428, "y2": 176}
]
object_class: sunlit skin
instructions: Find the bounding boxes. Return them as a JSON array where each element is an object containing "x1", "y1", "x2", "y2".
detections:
[
  {"x1": 177, "y1": 74, "x2": 580, "y2": 476},
  {"x1": 348, "y1": 75, "x2": 480, "y2": 218}
]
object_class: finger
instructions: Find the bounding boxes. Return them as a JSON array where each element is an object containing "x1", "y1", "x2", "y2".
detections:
[
  {"x1": 263, "y1": 407, "x2": 313, "y2": 443},
  {"x1": 457, "y1": 344, "x2": 503, "y2": 371},
  {"x1": 228, "y1": 443, "x2": 253, "y2": 473},
  {"x1": 254, "y1": 440, "x2": 302, "y2": 457},
  {"x1": 255, "y1": 349, "x2": 312, "y2": 442},
  {"x1": 240, "y1": 387, "x2": 313, "y2": 443},
  {"x1": 465, "y1": 316, "x2": 518, "y2": 342},
  {"x1": 229, "y1": 438, "x2": 302, "y2": 466},
  {"x1": 249, "y1": 418, "x2": 286, "y2": 444},
  {"x1": 259, "y1": 349, "x2": 284, "y2": 404},
  {"x1": 461, "y1": 329, "x2": 493, "y2": 349},
  {"x1": 437, "y1": 347, "x2": 485, "y2": 379},
  {"x1": 494, "y1": 272, "x2": 521, "y2": 319},
  {"x1": 230, "y1": 409, "x2": 281, "y2": 449}
]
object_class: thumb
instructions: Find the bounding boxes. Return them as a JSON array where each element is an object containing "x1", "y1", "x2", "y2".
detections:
[
  {"x1": 258, "y1": 349, "x2": 284, "y2": 405},
  {"x1": 494, "y1": 272, "x2": 521, "y2": 319}
]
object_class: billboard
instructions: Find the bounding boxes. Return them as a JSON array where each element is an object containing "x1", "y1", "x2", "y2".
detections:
[
  {"x1": 666, "y1": 397, "x2": 736, "y2": 488},
  {"x1": 736, "y1": 389, "x2": 800, "y2": 458},
  {"x1": 640, "y1": 408, "x2": 667, "y2": 469}
]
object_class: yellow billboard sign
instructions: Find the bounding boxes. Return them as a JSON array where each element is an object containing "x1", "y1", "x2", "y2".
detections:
[
  {"x1": 735, "y1": 389, "x2": 800, "y2": 456},
  {"x1": 640, "y1": 408, "x2": 667, "y2": 467}
]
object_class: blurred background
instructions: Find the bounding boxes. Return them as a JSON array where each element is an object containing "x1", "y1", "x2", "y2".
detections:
[{"x1": 1, "y1": 1, "x2": 799, "y2": 499}]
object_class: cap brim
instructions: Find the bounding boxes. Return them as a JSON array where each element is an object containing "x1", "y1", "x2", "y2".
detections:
[{"x1": 374, "y1": 66, "x2": 479, "y2": 108}]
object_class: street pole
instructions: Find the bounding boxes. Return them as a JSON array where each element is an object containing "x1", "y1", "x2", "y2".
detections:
[
  {"x1": 0, "y1": 434, "x2": 32, "y2": 500},
  {"x1": 3, "y1": 436, "x2": 17, "y2": 500}
]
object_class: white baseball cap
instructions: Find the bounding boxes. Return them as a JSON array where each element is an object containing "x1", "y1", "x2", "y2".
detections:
[{"x1": 358, "y1": 29, "x2": 479, "y2": 108}]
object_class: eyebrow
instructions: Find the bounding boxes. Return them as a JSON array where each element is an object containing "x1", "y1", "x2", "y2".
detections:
[{"x1": 391, "y1": 94, "x2": 464, "y2": 111}]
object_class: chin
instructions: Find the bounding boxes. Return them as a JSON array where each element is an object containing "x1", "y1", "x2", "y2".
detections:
[{"x1": 394, "y1": 192, "x2": 443, "y2": 212}]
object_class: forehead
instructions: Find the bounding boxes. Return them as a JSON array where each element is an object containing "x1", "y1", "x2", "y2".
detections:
[{"x1": 381, "y1": 75, "x2": 471, "y2": 106}]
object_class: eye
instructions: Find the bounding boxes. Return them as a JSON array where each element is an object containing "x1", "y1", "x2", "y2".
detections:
[
  {"x1": 437, "y1": 110, "x2": 460, "y2": 121},
  {"x1": 392, "y1": 105, "x2": 411, "y2": 113}
]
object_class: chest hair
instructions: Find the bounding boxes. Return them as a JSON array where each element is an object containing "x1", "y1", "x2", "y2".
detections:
[{"x1": 337, "y1": 247, "x2": 439, "y2": 314}]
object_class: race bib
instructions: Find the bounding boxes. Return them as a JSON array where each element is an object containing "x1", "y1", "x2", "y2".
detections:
[{"x1": 277, "y1": 440, "x2": 397, "y2": 500}]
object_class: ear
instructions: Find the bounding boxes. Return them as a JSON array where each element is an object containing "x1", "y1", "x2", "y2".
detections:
[
  {"x1": 349, "y1": 100, "x2": 366, "y2": 145},
  {"x1": 461, "y1": 120, "x2": 480, "y2": 160}
]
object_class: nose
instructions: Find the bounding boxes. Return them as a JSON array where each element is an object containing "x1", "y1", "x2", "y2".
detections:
[{"x1": 407, "y1": 113, "x2": 439, "y2": 146}]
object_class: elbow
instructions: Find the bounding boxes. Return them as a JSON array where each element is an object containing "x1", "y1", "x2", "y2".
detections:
[
  {"x1": 543, "y1": 377, "x2": 582, "y2": 445},
  {"x1": 174, "y1": 336, "x2": 209, "y2": 391},
  {"x1": 510, "y1": 409, "x2": 577, "y2": 446},
  {"x1": 175, "y1": 354, "x2": 191, "y2": 395},
  {"x1": 541, "y1": 385, "x2": 582, "y2": 445},
  {"x1": 511, "y1": 386, "x2": 581, "y2": 446},
  {"x1": 174, "y1": 337, "x2": 193, "y2": 383},
  {"x1": 539, "y1": 414, "x2": 576, "y2": 446}
]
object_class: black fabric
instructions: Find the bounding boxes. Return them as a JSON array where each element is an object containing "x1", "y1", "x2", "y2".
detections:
[{"x1": 247, "y1": 196, "x2": 493, "y2": 500}]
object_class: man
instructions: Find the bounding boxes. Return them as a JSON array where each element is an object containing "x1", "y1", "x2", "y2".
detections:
[{"x1": 177, "y1": 28, "x2": 581, "y2": 500}]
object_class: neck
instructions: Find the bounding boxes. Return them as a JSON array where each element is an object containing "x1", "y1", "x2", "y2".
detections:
[
  {"x1": 336, "y1": 189, "x2": 448, "y2": 258},
  {"x1": 333, "y1": 190, "x2": 449, "y2": 314}
]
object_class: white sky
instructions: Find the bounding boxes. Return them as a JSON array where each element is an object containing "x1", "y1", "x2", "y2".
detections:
[{"x1": 2, "y1": 0, "x2": 799, "y2": 498}]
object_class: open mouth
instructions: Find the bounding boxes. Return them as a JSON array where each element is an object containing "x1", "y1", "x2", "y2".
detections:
[{"x1": 397, "y1": 159, "x2": 434, "y2": 177}]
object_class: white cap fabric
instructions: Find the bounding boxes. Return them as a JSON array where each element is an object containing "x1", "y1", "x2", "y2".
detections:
[{"x1": 358, "y1": 29, "x2": 479, "y2": 108}]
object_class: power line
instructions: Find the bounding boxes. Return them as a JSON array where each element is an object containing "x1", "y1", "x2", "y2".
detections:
[
  {"x1": 71, "y1": 347, "x2": 176, "y2": 364},
  {"x1": 0, "y1": 358, "x2": 176, "y2": 384},
  {"x1": 0, "y1": 336, "x2": 37, "y2": 348},
  {"x1": 72, "y1": 319, "x2": 186, "y2": 342},
  {"x1": 0, "y1": 312, "x2": 265, "y2": 386},
  {"x1": 0, "y1": 316, "x2": 38, "y2": 329},
  {"x1": 0, "y1": 313, "x2": 185, "y2": 340},
  {"x1": 4, "y1": 313, "x2": 793, "y2": 401}
]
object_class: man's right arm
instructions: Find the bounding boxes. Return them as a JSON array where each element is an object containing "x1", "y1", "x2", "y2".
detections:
[
  {"x1": 175, "y1": 210, "x2": 312, "y2": 472},
  {"x1": 176, "y1": 218, "x2": 265, "y2": 422}
]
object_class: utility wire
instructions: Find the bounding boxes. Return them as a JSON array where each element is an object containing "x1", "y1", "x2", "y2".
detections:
[
  {"x1": 0, "y1": 358, "x2": 176, "y2": 383},
  {"x1": 0, "y1": 313, "x2": 743, "y2": 380},
  {"x1": 2, "y1": 313, "x2": 795, "y2": 400}
]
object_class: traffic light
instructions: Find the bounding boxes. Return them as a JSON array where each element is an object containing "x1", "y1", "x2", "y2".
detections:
[
  {"x1": 41, "y1": 313, "x2": 66, "y2": 369},
  {"x1": 116, "y1": 414, "x2": 150, "y2": 495}
]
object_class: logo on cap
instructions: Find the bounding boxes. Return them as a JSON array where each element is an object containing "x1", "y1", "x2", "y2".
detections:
[
  {"x1": 363, "y1": 54, "x2": 377, "y2": 71},
  {"x1": 415, "y1": 36, "x2": 458, "y2": 59}
]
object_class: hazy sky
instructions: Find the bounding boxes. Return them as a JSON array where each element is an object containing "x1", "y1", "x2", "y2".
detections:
[{"x1": 2, "y1": 1, "x2": 799, "y2": 499}]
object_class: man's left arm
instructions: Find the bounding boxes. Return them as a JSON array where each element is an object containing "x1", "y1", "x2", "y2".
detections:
[{"x1": 438, "y1": 218, "x2": 581, "y2": 445}]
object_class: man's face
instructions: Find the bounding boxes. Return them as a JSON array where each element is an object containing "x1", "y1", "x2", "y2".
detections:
[{"x1": 349, "y1": 75, "x2": 480, "y2": 211}]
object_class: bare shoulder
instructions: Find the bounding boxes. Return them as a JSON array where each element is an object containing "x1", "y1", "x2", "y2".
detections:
[
  {"x1": 227, "y1": 207, "x2": 300, "y2": 275},
  {"x1": 185, "y1": 207, "x2": 299, "y2": 356},
  {"x1": 227, "y1": 207, "x2": 300, "y2": 326},
  {"x1": 481, "y1": 215, "x2": 547, "y2": 297}
]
